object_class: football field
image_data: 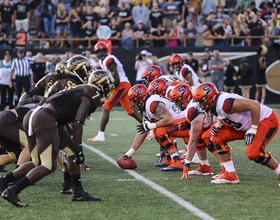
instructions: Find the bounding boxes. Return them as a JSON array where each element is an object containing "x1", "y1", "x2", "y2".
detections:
[{"x1": 1, "y1": 106, "x2": 280, "y2": 220}]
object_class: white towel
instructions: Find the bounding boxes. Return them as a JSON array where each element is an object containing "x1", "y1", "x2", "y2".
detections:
[{"x1": 28, "y1": 106, "x2": 43, "y2": 136}]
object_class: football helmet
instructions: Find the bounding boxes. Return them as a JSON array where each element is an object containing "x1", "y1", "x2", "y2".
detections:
[
  {"x1": 55, "y1": 61, "x2": 67, "y2": 75},
  {"x1": 88, "y1": 70, "x2": 115, "y2": 99},
  {"x1": 66, "y1": 55, "x2": 92, "y2": 83},
  {"x1": 192, "y1": 83, "x2": 218, "y2": 110},
  {"x1": 128, "y1": 84, "x2": 149, "y2": 112},
  {"x1": 170, "y1": 54, "x2": 184, "y2": 72},
  {"x1": 169, "y1": 84, "x2": 192, "y2": 110},
  {"x1": 142, "y1": 65, "x2": 162, "y2": 85},
  {"x1": 148, "y1": 79, "x2": 168, "y2": 97},
  {"x1": 93, "y1": 42, "x2": 108, "y2": 60}
]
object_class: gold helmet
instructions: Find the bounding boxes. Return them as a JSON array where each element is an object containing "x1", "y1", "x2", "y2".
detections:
[
  {"x1": 88, "y1": 70, "x2": 115, "y2": 98},
  {"x1": 66, "y1": 55, "x2": 93, "y2": 83},
  {"x1": 55, "y1": 61, "x2": 67, "y2": 75}
]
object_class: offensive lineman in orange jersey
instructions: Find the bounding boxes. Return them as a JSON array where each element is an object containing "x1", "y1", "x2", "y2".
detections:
[
  {"x1": 88, "y1": 42, "x2": 142, "y2": 141},
  {"x1": 193, "y1": 83, "x2": 280, "y2": 185}
]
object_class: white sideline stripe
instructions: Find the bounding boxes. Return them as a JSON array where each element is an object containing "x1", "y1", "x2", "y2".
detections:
[
  {"x1": 117, "y1": 178, "x2": 169, "y2": 181},
  {"x1": 83, "y1": 143, "x2": 216, "y2": 220}
]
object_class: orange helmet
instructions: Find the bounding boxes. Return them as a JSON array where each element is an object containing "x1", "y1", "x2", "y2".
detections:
[
  {"x1": 169, "y1": 84, "x2": 192, "y2": 110},
  {"x1": 93, "y1": 42, "x2": 108, "y2": 60},
  {"x1": 170, "y1": 54, "x2": 184, "y2": 72},
  {"x1": 142, "y1": 65, "x2": 162, "y2": 85},
  {"x1": 128, "y1": 84, "x2": 149, "y2": 112},
  {"x1": 148, "y1": 79, "x2": 168, "y2": 97},
  {"x1": 192, "y1": 83, "x2": 218, "y2": 110}
]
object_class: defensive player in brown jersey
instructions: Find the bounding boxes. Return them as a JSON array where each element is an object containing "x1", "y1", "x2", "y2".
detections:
[{"x1": 0, "y1": 70, "x2": 115, "y2": 207}]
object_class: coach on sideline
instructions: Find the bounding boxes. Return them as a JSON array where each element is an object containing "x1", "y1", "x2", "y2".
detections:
[{"x1": 9, "y1": 49, "x2": 32, "y2": 103}]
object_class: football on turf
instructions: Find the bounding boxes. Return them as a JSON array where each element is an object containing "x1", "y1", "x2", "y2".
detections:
[{"x1": 117, "y1": 157, "x2": 137, "y2": 169}]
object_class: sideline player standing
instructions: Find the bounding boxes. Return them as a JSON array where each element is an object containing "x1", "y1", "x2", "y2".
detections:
[{"x1": 88, "y1": 42, "x2": 142, "y2": 141}]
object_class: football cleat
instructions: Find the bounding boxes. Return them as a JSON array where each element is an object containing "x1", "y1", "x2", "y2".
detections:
[
  {"x1": 0, "y1": 166, "x2": 7, "y2": 172},
  {"x1": 72, "y1": 191, "x2": 101, "y2": 201},
  {"x1": 211, "y1": 171, "x2": 239, "y2": 184},
  {"x1": 87, "y1": 132, "x2": 105, "y2": 142},
  {"x1": 155, "y1": 158, "x2": 172, "y2": 167},
  {"x1": 180, "y1": 153, "x2": 200, "y2": 165},
  {"x1": 61, "y1": 181, "x2": 73, "y2": 194},
  {"x1": 160, "y1": 159, "x2": 183, "y2": 171},
  {"x1": 2, "y1": 188, "x2": 29, "y2": 207},
  {"x1": 212, "y1": 166, "x2": 226, "y2": 180},
  {"x1": 188, "y1": 164, "x2": 214, "y2": 175},
  {"x1": 0, "y1": 177, "x2": 8, "y2": 194}
]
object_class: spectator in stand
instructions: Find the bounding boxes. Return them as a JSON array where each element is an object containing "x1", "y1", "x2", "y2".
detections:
[
  {"x1": 152, "y1": 55, "x2": 166, "y2": 75},
  {"x1": 231, "y1": 20, "x2": 246, "y2": 46},
  {"x1": 256, "y1": 10, "x2": 267, "y2": 27},
  {"x1": 222, "y1": 18, "x2": 233, "y2": 46},
  {"x1": 110, "y1": 17, "x2": 121, "y2": 47},
  {"x1": 56, "y1": 0, "x2": 71, "y2": 14},
  {"x1": 249, "y1": 21, "x2": 264, "y2": 46},
  {"x1": 267, "y1": 14, "x2": 280, "y2": 45},
  {"x1": 80, "y1": 20, "x2": 97, "y2": 48},
  {"x1": 149, "y1": 2, "x2": 165, "y2": 33},
  {"x1": 250, "y1": 2, "x2": 258, "y2": 14},
  {"x1": 0, "y1": 51, "x2": 13, "y2": 110},
  {"x1": 132, "y1": 0, "x2": 149, "y2": 26},
  {"x1": 274, "y1": 0, "x2": 280, "y2": 14},
  {"x1": 186, "y1": 0, "x2": 200, "y2": 26},
  {"x1": 150, "y1": 23, "x2": 167, "y2": 47},
  {"x1": 227, "y1": 0, "x2": 238, "y2": 16},
  {"x1": 134, "y1": 49, "x2": 153, "y2": 84},
  {"x1": 0, "y1": 22, "x2": 7, "y2": 49},
  {"x1": 182, "y1": 21, "x2": 198, "y2": 47},
  {"x1": 98, "y1": 7, "x2": 110, "y2": 27},
  {"x1": 237, "y1": 57, "x2": 253, "y2": 99},
  {"x1": 120, "y1": 22, "x2": 133, "y2": 51},
  {"x1": 69, "y1": 6, "x2": 82, "y2": 48},
  {"x1": 173, "y1": 0, "x2": 185, "y2": 20},
  {"x1": 238, "y1": 0, "x2": 254, "y2": 10},
  {"x1": 199, "y1": 48, "x2": 213, "y2": 82},
  {"x1": 14, "y1": 0, "x2": 30, "y2": 32},
  {"x1": 37, "y1": 0, "x2": 57, "y2": 41},
  {"x1": 215, "y1": 0, "x2": 225, "y2": 18},
  {"x1": 118, "y1": 2, "x2": 133, "y2": 29},
  {"x1": 209, "y1": 50, "x2": 225, "y2": 91},
  {"x1": 259, "y1": 0, "x2": 273, "y2": 11},
  {"x1": 162, "y1": 0, "x2": 179, "y2": 32},
  {"x1": 224, "y1": 59, "x2": 237, "y2": 93},
  {"x1": 82, "y1": 49, "x2": 99, "y2": 70},
  {"x1": 133, "y1": 20, "x2": 148, "y2": 47},
  {"x1": 261, "y1": 6, "x2": 272, "y2": 23},
  {"x1": 201, "y1": 0, "x2": 215, "y2": 19},
  {"x1": 56, "y1": 3, "x2": 69, "y2": 48},
  {"x1": 82, "y1": 4, "x2": 98, "y2": 32},
  {"x1": 0, "y1": 0, "x2": 14, "y2": 37},
  {"x1": 184, "y1": 51, "x2": 199, "y2": 74},
  {"x1": 31, "y1": 52, "x2": 47, "y2": 87},
  {"x1": 168, "y1": 21, "x2": 180, "y2": 47},
  {"x1": 202, "y1": 12, "x2": 217, "y2": 33},
  {"x1": 214, "y1": 24, "x2": 227, "y2": 47},
  {"x1": 29, "y1": 0, "x2": 41, "y2": 33}
]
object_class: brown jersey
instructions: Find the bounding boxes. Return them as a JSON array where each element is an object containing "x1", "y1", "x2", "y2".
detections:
[
  {"x1": 27, "y1": 73, "x2": 56, "y2": 97},
  {"x1": 46, "y1": 84, "x2": 101, "y2": 125}
]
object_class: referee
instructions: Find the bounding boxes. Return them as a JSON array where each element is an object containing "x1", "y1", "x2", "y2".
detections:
[{"x1": 9, "y1": 49, "x2": 32, "y2": 103}]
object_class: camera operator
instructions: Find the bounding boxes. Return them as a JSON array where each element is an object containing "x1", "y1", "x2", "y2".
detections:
[{"x1": 134, "y1": 50, "x2": 153, "y2": 85}]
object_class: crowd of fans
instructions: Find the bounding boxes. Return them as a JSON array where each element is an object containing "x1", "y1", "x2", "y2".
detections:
[{"x1": 0, "y1": 0, "x2": 278, "y2": 49}]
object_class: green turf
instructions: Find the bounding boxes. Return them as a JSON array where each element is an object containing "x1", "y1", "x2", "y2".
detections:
[{"x1": 1, "y1": 108, "x2": 280, "y2": 220}]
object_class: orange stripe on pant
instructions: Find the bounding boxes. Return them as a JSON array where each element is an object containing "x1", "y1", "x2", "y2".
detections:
[
  {"x1": 245, "y1": 111, "x2": 279, "y2": 160},
  {"x1": 102, "y1": 81, "x2": 135, "y2": 115}
]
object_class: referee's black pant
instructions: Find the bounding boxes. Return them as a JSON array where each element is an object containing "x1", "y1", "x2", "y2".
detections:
[{"x1": 14, "y1": 75, "x2": 31, "y2": 102}]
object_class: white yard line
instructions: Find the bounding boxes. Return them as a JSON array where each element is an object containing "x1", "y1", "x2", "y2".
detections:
[{"x1": 83, "y1": 143, "x2": 216, "y2": 220}]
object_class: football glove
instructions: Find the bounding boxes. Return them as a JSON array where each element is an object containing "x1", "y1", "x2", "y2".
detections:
[
  {"x1": 211, "y1": 121, "x2": 223, "y2": 136},
  {"x1": 180, "y1": 163, "x2": 190, "y2": 179},
  {"x1": 178, "y1": 121, "x2": 188, "y2": 131},
  {"x1": 136, "y1": 121, "x2": 156, "y2": 135},
  {"x1": 117, "y1": 154, "x2": 130, "y2": 160},
  {"x1": 245, "y1": 127, "x2": 257, "y2": 145},
  {"x1": 73, "y1": 144, "x2": 85, "y2": 164}
]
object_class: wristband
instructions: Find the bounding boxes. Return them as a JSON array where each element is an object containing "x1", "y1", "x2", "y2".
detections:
[
  {"x1": 148, "y1": 123, "x2": 157, "y2": 130},
  {"x1": 251, "y1": 125, "x2": 258, "y2": 129},
  {"x1": 184, "y1": 160, "x2": 191, "y2": 164},
  {"x1": 126, "y1": 148, "x2": 135, "y2": 157}
]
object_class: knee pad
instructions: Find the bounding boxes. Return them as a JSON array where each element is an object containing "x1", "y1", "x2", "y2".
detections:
[
  {"x1": 254, "y1": 151, "x2": 271, "y2": 165},
  {"x1": 205, "y1": 138, "x2": 215, "y2": 153},
  {"x1": 215, "y1": 142, "x2": 232, "y2": 155},
  {"x1": 196, "y1": 140, "x2": 206, "y2": 151},
  {"x1": 159, "y1": 134, "x2": 174, "y2": 151}
]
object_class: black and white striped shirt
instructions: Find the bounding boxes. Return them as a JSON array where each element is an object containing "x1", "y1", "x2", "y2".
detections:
[{"x1": 11, "y1": 57, "x2": 32, "y2": 77}]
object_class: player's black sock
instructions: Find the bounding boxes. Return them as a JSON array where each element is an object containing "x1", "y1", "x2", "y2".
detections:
[
  {"x1": 2, "y1": 172, "x2": 17, "y2": 184},
  {"x1": 13, "y1": 176, "x2": 31, "y2": 194},
  {"x1": 64, "y1": 172, "x2": 71, "y2": 182},
  {"x1": 71, "y1": 174, "x2": 84, "y2": 192}
]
